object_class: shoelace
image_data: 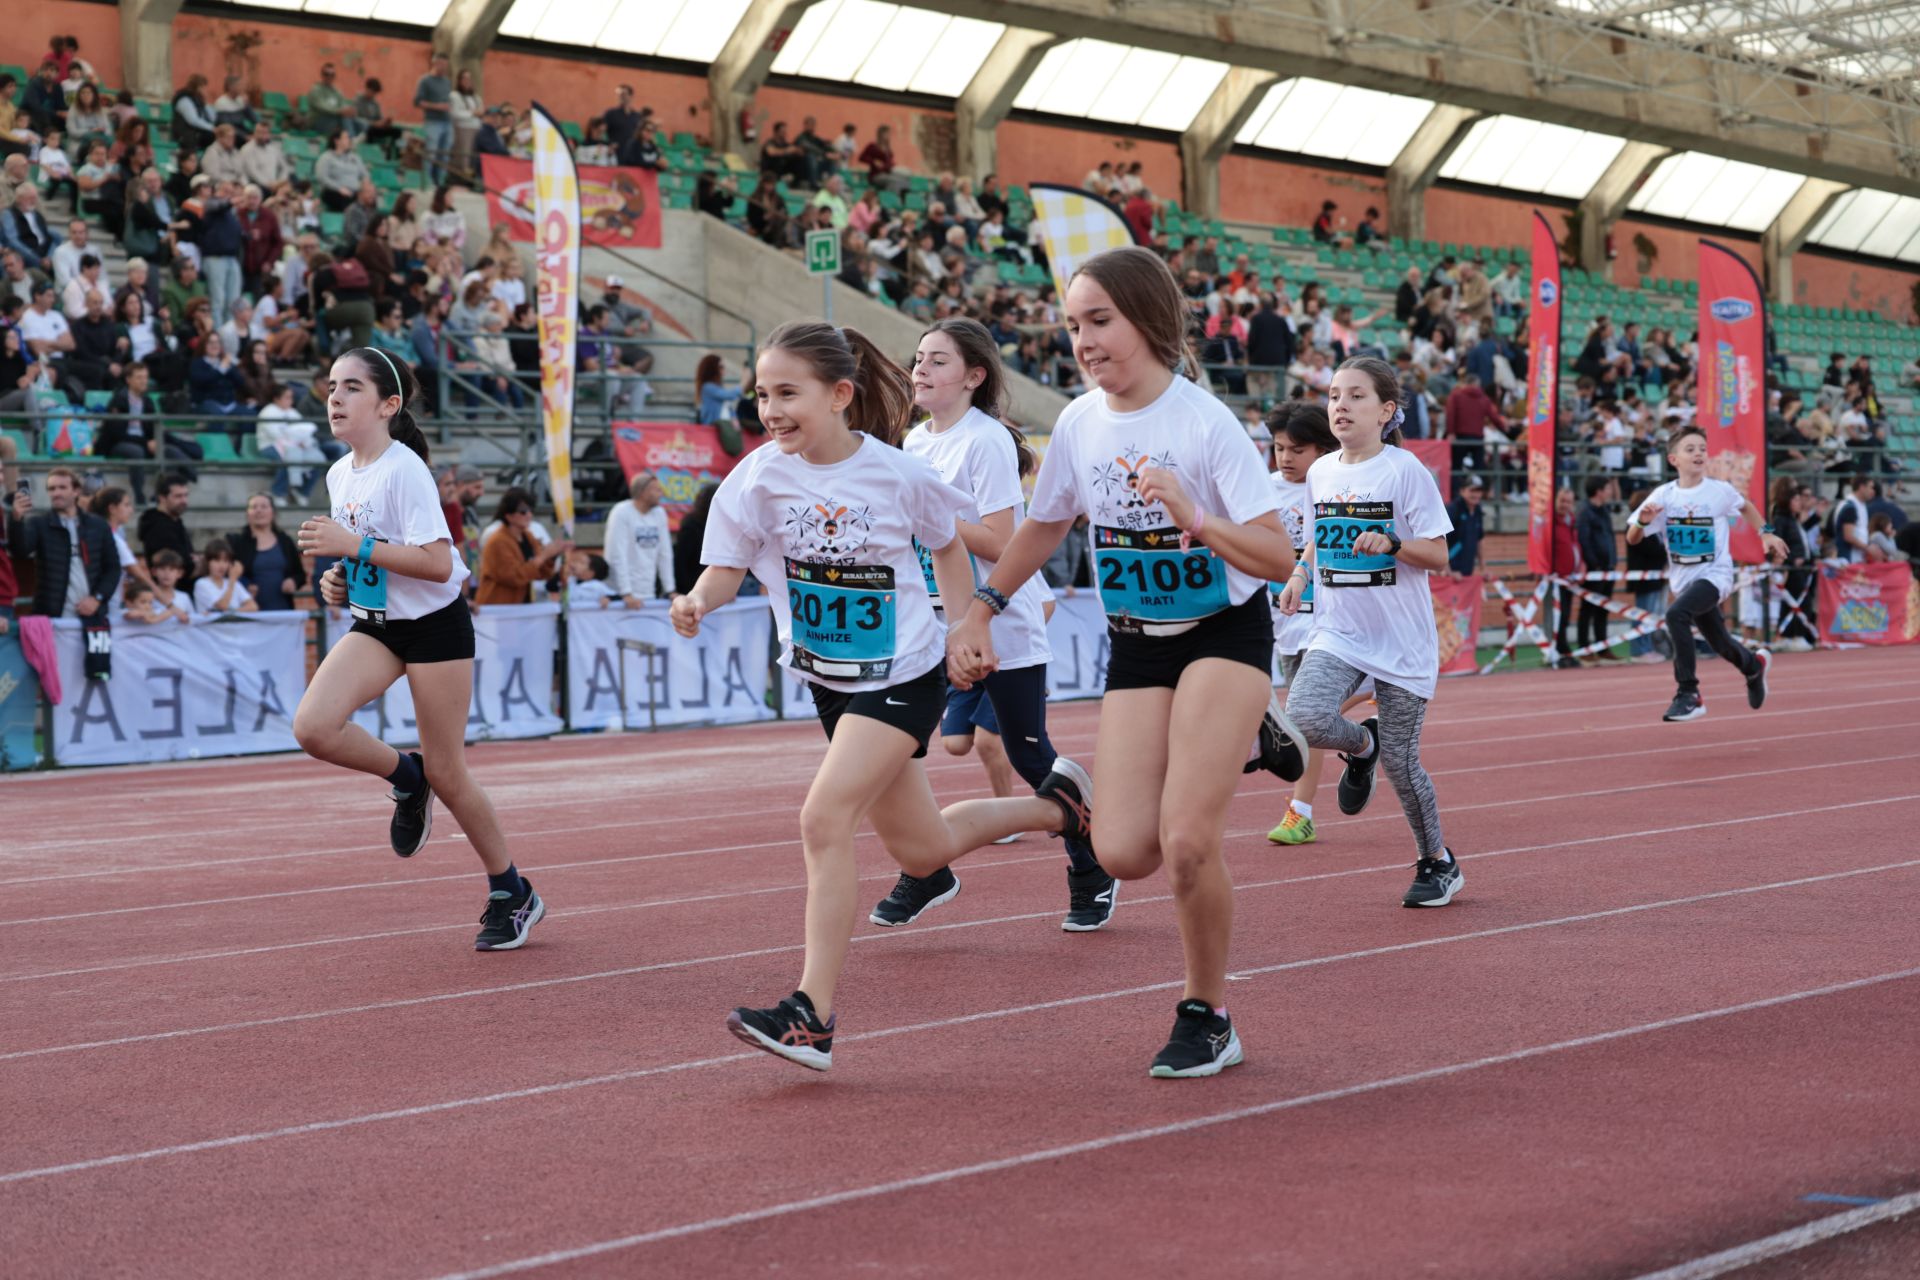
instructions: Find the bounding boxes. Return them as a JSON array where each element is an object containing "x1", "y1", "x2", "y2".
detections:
[
  {"x1": 888, "y1": 872, "x2": 929, "y2": 902},
  {"x1": 479, "y1": 895, "x2": 517, "y2": 927}
]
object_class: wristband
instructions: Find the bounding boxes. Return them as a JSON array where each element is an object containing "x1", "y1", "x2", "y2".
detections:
[
  {"x1": 1289, "y1": 566, "x2": 1309, "y2": 580},
  {"x1": 357, "y1": 534, "x2": 375, "y2": 564},
  {"x1": 1178, "y1": 507, "x2": 1207, "y2": 553},
  {"x1": 973, "y1": 585, "x2": 1008, "y2": 615}
]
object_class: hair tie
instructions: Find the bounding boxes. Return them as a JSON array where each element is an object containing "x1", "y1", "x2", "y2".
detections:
[{"x1": 1382, "y1": 405, "x2": 1406, "y2": 440}]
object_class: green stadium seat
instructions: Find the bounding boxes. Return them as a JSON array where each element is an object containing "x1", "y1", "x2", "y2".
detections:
[
  {"x1": 84, "y1": 390, "x2": 114, "y2": 411},
  {"x1": 672, "y1": 131, "x2": 697, "y2": 150},
  {"x1": 1, "y1": 427, "x2": 41, "y2": 460},
  {"x1": 560, "y1": 121, "x2": 584, "y2": 143},
  {"x1": 196, "y1": 433, "x2": 241, "y2": 462}
]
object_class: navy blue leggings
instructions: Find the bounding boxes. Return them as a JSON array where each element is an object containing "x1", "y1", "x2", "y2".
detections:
[{"x1": 979, "y1": 663, "x2": 1098, "y2": 873}]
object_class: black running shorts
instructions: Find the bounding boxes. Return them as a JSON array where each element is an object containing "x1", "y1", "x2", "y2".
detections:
[
  {"x1": 348, "y1": 597, "x2": 477, "y2": 664},
  {"x1": 809, "y1": 663, "x2": 947, "y2": 759},
  {"x1": 1105, "y1": 592, "x2": 1274, "y2": 691}
]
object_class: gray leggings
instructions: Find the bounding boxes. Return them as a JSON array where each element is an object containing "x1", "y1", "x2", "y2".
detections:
[{"x1": 1286, "y1": 649, "x2": 1446, "y2": 857}]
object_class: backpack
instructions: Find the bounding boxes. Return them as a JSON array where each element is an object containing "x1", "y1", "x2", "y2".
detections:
[{"x1": 330, "y1": 258, "x2": 370, "y2": 291}]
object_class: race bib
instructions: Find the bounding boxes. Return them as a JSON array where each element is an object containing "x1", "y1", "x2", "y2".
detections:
[
  {"x1": 346, "y1": 548, "x2": 388, "y2": 627},
  {"x1": 1666, "y1": 517, "x2": 1716, "y2": 565},
  {"x1": 786, "y1": 558, "x2": 897, "y2": 680},
  {"x1": 1271, "y1": 547, "x2": 1313, "y2": 614},
  {"x1": 1093, "y1": 524, "x2": 1229, "y2": 631},
  {"x1": 1315, "y1": 501, "x2": 1397, "y2": 587},
  {"x1": 912, "y1": 536, "x2": 976, "y2": 609}
]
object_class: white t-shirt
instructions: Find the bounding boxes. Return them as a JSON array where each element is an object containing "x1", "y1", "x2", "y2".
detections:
[
  {"x1": 1630, "y1": 476, "x2": 1743, "y2": 601},
  {"x1": 1302, "y1": 445, "x2": 1453, "y2": 701},
  {"x1": 702, "y1": 433, "x2": 974, "y2": 693},
  {"x1": 17, "y1": 307, "x2": 70, "y2": 359},
  {"x1": 604, "y1": 500, "x2": 675, "y2": 599},
  {"x1": 1028, "y1": 375, "x2": 1280, "y2": 633},
  {"x1": 325, "y1": 441, "x2": 469, "y2": 621},
  {"x1": 108, "y1": 528, "x2": 137, "y2": 611},
  {"x1": 193, "y1": 575, "x2": 251, "y2": 614},
  {"x1": 150, "y1": 585, "x2": 193, "y2": 620},
  {"x1": 569, "y1": 579, "x2": 616, "y2": 606},
  {"x1": 1834, "y1": 494, "x2": 1871, "y2": 564},
  {"x1": 903, "y1": 406, "x2": 1050, "y2": 670},
  {"x1": 1268, "y1": 473, "x2": 1316, "y2": 656}
]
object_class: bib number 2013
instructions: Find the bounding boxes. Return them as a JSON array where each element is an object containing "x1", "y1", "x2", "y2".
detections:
[{"x1": 786, "y1": 558, "x2": 898, "y2": 681}]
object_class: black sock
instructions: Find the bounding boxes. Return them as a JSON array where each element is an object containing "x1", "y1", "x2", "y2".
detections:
[
  {"x1": 488, "y1": 863, "x2": 525, "y2": 898},
  {"x1": 385, "y1": 751, "x2": 424, "y2": 795}
]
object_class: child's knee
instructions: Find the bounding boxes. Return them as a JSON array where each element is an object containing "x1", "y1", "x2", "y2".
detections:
[{"x1": 940, "y1": 734, "x2": 974, "y2": 757}]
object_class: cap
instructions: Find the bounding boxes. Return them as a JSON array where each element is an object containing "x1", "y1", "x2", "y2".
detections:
[
  {"x1": 1461, "y1": 473, "x2": 1486, "y2": 490},
  {"x1": 454, "y1": 464, "x2": 484, "y2": 483},
  {"x1": 190, "y1": 173, "x2": 210, "y2": 188},
  {"x1": 605, "y1": 275, "x2": 624, "y2": 289}
]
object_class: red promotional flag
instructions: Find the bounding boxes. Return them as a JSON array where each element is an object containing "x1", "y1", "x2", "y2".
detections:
[
  {"x1": 1524, "y1": 211, "x2": 1561, "y2": 575},
  {"x1": 482, "y1": 155, "x2": 662, "y2": 250},
  {"x1": 610, "y1": 422, "x2": 760, "y2": 531},
  {"x1": 1696, "y1": 240, "x2": 1768, "y2": 563},
  {"x1": 1430, "y1": 573, "x2": 1484, "y2": 675},
  {"x1": 1404, "y1": 439, "x2": 1452, "y2": 502},
  {"x1": 1817, "y1": 562, "x2": 1920, "y2": 647}
]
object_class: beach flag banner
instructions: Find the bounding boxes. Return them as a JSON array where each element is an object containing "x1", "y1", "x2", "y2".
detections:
[
  {"x1": 1525, "y1": 210, "x2": 1561, "y2": 575},
  {"x1": 1027, "y1": 184, "x2": 1142, "y2": 301},
  {"x1": 529, "y1": 102, "x2": 579, "y2": 538},
  {"x1": 1696, "y1": 239, "x2": 1768, "y2": 564}
]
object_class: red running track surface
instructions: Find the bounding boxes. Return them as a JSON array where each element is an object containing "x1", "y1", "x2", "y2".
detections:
[{"x1": 3, "y1": 647, "x2": 1918, "y2": 1279}]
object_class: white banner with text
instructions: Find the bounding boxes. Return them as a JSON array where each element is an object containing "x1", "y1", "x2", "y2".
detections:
[{"x1": 566, "y1": 599, "x2": 776, "y2": 731}]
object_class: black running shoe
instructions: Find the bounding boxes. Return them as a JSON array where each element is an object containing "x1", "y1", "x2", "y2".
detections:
[
  {"x1": 1746, "y1": 648, "x2": 1771, "y2": 710},
  {"x1": 1402, "y1": 850, "x2": 1463, "y2": 907},
  {"x1": 1063, "y1": 864, "x2": 1118, "y2": 932},
  {"x1": 1662, "y1": 691, "x2": 1706, "y2": 722},
  {"x1": 1037, "y1": 757, "x2": 1093, "y2": 844},
  {"x1": 727, "y1": 991, "x2": 835, "y2": 1071},
  {"x1": 389, "y1": 751, "x2": 433, "y2": 857},
  {"x1": 869, "y1": 866, "x2": 959, "y2": 927},
  {"x1": 474, "y1": 879, "x2": 545, "y2": 950},
  {"x1": 1148, "y1": 998, "x2": 1244, "y2": 1079},
  {"x1": 1250, "y1": 695, "x2": 1307, "y2": 782},
  {"x1": 1336, "y1": 716, "x2": 1380, "y2": 816}
]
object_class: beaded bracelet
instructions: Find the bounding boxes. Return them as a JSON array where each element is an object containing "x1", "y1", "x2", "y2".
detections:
[{"x1": 973, "y1": 585, "x2": 1009, "y2": 615}]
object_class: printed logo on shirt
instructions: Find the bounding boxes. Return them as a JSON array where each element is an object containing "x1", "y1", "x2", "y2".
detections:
[
  {"x1": 1090, "y1": 445, "x2": 1178, "y2": 529},
  {"x1": 783, "y1": 500, "x2": 875, "y2": 561},
  {"x1": 334, "y1": 496, "x2": 382, "y2": 539}
]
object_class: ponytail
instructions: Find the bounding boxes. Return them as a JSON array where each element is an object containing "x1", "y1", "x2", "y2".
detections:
[
  {"x1": 840, "y1": 326, "x2": 914, "y2": 446},
  {"x1": 345, "y1": 346, "x2": 430, "y2": 466}
]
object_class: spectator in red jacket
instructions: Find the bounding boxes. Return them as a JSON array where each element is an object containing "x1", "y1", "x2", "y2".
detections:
[
  {"x1": 1123, "y1": 187, "x2": 1156, "y2": 245},
  {"x1": 1552, "y1": 485, "x2": 1583, "y2": 668},
  {"x1": 1443, "y1": 373, "x2": 1504, "y2": 480}
]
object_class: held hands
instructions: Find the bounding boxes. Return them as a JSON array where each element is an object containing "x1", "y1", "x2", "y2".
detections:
[
  {"x1": 319, "y1": 563, "x2": 347, "y2": 607},
  {"x1": 669, "y1": 591, "x2": 708, "y2": 638},
  {"x1": 297, "y1": 516, "x2": 358, "y2": 560},
  {"x1": 945, "y1": 613, "x2": 997, "y2": 690},
  {"x1": 1135, "y1": 468, "x2": 1195, "y2": 531}
]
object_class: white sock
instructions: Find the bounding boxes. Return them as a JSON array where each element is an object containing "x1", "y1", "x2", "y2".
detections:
[
  {"x1": 1363, "y1": 727, "x2": 1377, "y2": 759},
  {"x1": 1291, "y1": 799, "x2": 1313, "y2": 819}
]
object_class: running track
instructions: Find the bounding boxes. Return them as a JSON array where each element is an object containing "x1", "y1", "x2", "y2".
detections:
[{"x1": 4, "y1": 647, "x2": 1918, "y2": 1279}]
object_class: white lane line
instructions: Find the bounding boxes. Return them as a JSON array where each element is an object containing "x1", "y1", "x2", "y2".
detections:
[
  {"x1": 1628, "y1": 1189, "x2": 1920, "y2": 1279},
  {"x1": 1429, "y1": 695, "x2": 1920, "y2": 751},
  {"x1": 6, "y1": 839, "x2": 1915, "y2": 1077},
  {"x1": 417, "y1": 966, "x2": 1920, "y2": 1277},
  {"x1": 4, "y1": 778, "x2": 1913, "y2": 990},
  {"x1": 7, "y1": 672, "x2": 1907, "y2": 855}
]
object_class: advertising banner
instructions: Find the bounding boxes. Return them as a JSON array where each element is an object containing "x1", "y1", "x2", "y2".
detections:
[
  {"x1": 48, "y1": 613, "x2": 307, "y2": 766},
  {"x1": 610, "y1": 422, "x2": 758, "y2": 532},
  {"x1": 1431, "y1": 573, "x2": 1485, "y2": 674},
  {"x1": 1817, "y1": 562, "x2": 1920, "y2": 647},
  {"x1": 481, "y1": 155, "x2": 662, "y2": 251},
  {"x1": 567, "y1": 599, "x2": 776, "y2": 731},
  {"x1": 1696, "y1": 240, "x2": 1769, "y2": 564},
  {"x1": 1525, "y1": 210, "x2": 1562, "y2": 575}
]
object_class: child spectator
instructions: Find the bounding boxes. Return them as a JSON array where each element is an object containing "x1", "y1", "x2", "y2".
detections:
[
  {"x1": 119, "y1": 580, "x2": 163, "y2": 624},
  {"x1": 563, "y1": 551, "x2": 616, "y2": 607},
  {"x1": 147, "y1": 549, "x2": 194, "y2": 622},
  {"x1": 192, "y1": 537, "x2": 258, "y2": 614}
]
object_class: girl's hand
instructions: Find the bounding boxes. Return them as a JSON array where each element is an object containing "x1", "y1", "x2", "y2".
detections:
[
  {"x1": 1761, "y1": 532, "x2": 1789, "y2": 565},
  {"x1": 945, "y1": 612, "x2": 998, "y2": 689},
  {"x1": 1351, "y1": 528, "x2": 1396, "y2": 557},
  {"x1": 297, "y1": 516, "x2": 358, "y2": 560},
  {"x1": 318, "y1": 562, "x2": 347, "y2": 606},
  {"x1": 670, "y1": 591, "x2": 707, "y2": 638},
  {"x1": 1275, "y1": 575, "x2": 1306, "y2": 615},
  {"x1": 1635, "y1": 502, "x2": 1661, "y2": 525},
  {"x1": 1135, "y1": 467, "x2": 1196, "y2": 531}
]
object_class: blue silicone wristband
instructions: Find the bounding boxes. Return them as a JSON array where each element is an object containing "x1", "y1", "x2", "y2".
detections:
[{"x1": 358, "y1": 534, "x2": 375, "y2": 564}]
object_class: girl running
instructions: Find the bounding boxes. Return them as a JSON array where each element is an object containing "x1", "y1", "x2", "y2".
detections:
[
  {"x1": 673, "y1": 321, "x2": 1094, "y2": 1073},
  {"x1": 947, "y1": 246, "x2": 1295, "y2": 1079},
  {"x1": 1625, "y1": 425, "x2": 1787, "y2": 722},
  {"x1": 292, "y1": 348, "x2": 544, "y2": 952},
  {"x1": 1260, "y1": 401, "x2": 1347, "y2": 847},
  {"x1": 1273, "y1": 356, "x2": 1461, "y2": 908},
  {"x1": 884, "y1": 317, "x2": 1116, "y2": 931}
]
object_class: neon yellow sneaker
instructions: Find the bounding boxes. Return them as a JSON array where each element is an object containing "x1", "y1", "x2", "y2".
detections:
[{"x1": 1267, "y1": 810, "x2": 1317, "y2": 846}]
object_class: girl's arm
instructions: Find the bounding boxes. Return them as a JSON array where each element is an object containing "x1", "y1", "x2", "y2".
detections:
[
  {"x1": 957, "y1": 507, "x2": 1014, "y2": 564},
  {"x1": 1352, "y1": 531, "x2": 1448, "y2": 572},
  {"x1": 929, "y1": 537, "x2": 975, "y2": 620},
  {"x1": 367, "y1": 537, "x2": 455, "y2": 584},
  {"x1": 669, "y1": 566, "x2": 748, "y2": 637},
  {"x1": 1740, "y1": 498, "x2": 1789, "y2": 561},
  {"x1": 967, "y1": 515, "x2": 1074, "y2": 614},
  {"x1": 1136, "y1": 466, "x2": 1294, "y2": 581}
]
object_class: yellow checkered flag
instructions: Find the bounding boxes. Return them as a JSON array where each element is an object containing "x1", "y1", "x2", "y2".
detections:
[{"x1": 1027, "y1": 183, "x2": 1141, "y2": 301}]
